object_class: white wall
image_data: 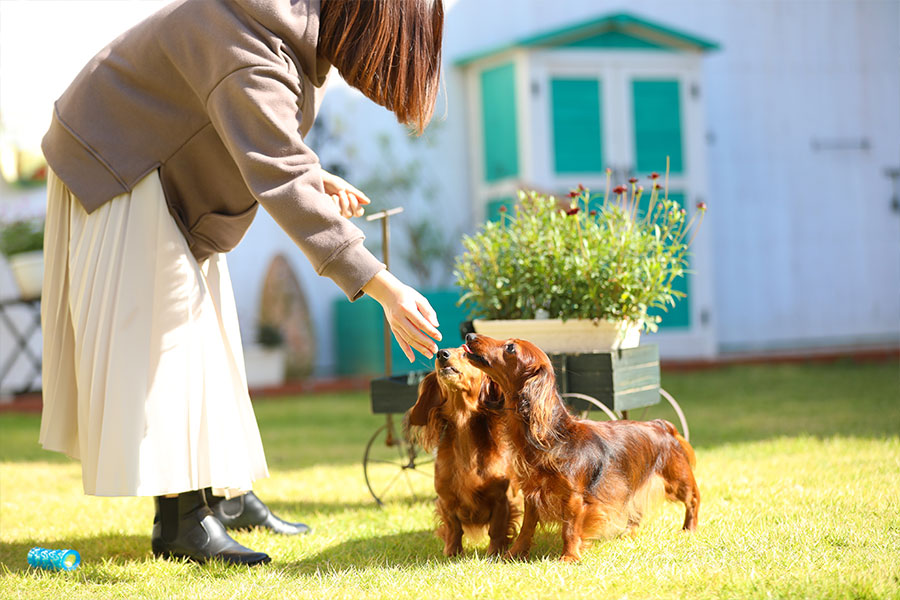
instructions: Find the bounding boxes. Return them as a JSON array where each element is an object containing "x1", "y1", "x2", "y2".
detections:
[{"x1": 700, "y1": 0, "x2": 900, "y2": 352}]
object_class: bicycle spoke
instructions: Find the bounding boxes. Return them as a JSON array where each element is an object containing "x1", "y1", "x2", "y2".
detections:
[
  {"x1": 405, "y1": 467, "x2": 434, "y2": 478},
  {"x1": 377, "y1": 468, "x2": 406, "y2": 500},
  {"x1": 403, "y1": 467, "x2": 417, "y2": 497},
  {"x1": 366, "y1": 458, "x2": 408, "y2": 467}
]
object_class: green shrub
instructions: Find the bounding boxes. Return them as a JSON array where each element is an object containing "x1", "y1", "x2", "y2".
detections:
[
  {"x1": 257, "y1": 322, "x2": 285, "y2": 348},
  {"x1": 454, "y1": 170, "x2": 706, "y2": 332},
  {"x1": 0, "y1": 219, "x2": 44, "y2": 257}
]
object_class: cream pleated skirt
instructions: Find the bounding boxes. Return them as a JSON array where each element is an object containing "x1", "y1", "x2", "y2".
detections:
[{"x1": 39, "y1": 170, "x2": 269, "y2": 497}]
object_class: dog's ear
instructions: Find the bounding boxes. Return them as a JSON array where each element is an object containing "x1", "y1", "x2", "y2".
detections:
[
  {"x1": 407, "y1": 372, "x2": 444, "y2": 426},
  {"x1": 520, "y1": 364, "x2": 559, "y2": 447},
  {"x1": 480, "y1": 375, "x2": 504, "y2": 410}
]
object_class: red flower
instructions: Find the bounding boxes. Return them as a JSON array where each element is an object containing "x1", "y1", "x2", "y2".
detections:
[
  {"x1": 613, "y1": 185, "x2": 628, "y2": 195},
  {"x1": 649, "y1": 172, "x2": 660, "y2": 180},
  {"x1": 589, "y1": 210, "x2": 597, "y2": 216},
  {"x1": 566, "y1": 206, "x2": 580, "y2": 216},
  {"x1": 654, "y1": 183, "x2": 663, "y2": 191},
  {"x1": 568, "y1": 190, "x2": 579, "y2": 198},
  {"x1": 629, "y1": 177, "x2": 638, "y2": 184},
  {"x1": 696, "y1": 201, "x2": 708, "y2": 211},
  {"x1": 498, "y1": 205, "x2": 507, "y2": 212},
  {"x1": 578, "y1": 183, "x2": 586, "y2": 192}
]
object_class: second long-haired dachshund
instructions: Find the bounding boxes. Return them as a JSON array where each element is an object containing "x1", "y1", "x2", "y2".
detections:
[
  {"x1": 462, "y1": 333, "x2": 700, "y2": 562},
  {"x1": 406, "y1": 347, "x2": 521, "y2": 557}
]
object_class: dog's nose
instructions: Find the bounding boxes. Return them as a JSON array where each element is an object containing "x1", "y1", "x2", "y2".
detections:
[
  {"x1": 465, "y1": 333, "x2": 478, "y2": 344},
  {"x1": 437, "y1": 349, "x2": 451, "y2": 362}
]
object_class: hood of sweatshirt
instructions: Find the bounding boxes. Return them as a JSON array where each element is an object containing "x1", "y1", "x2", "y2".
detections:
[{"x1": 232, "y1": 0, "x2": 332, "y2": 87}]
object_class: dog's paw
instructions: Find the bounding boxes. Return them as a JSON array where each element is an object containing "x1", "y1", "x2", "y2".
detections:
[{"x1": 503, "y1": 549, "x2": 530, "y2": 562}]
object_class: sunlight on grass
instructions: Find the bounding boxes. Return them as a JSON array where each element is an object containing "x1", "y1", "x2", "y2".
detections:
[{"x1": 1, "y1": 362, "x2": 898, "y2": 599}]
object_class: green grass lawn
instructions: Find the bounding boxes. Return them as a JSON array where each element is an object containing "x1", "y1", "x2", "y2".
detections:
[{"x1": 1, "y1": 360, "x2": 899, "y2": 599}]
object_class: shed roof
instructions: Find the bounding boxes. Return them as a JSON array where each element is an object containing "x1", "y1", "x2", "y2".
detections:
[{"x1": 455, "y1": 12, "x2": 719, "y2": 66}]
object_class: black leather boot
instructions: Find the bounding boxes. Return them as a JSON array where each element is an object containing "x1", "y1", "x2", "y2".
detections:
[
  {"x1": 205, "y1": 489, "x2": 310, "y2": 536},
  {"x1": 151, "y1": 491, "x2": 271, "y2": 565}
]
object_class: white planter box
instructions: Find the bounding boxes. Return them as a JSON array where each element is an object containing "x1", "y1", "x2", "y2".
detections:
[
  {"x1": 243, "y1": 345, "x2": 286, "y2": 389},
  {"x1": 472, "y1": 318, "x2": 641, "y2": 354},
  {"x1": 8, "y1": 250, "x2": 43, "y2": 300}
]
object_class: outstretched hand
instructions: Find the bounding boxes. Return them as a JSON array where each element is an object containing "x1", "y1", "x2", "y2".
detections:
[
  {"x1": 362, "y1": 270, "x2": 442, "y2": 362},
  {"x1": 322, "y1": 169, "x2": 371, "y2": 218}
]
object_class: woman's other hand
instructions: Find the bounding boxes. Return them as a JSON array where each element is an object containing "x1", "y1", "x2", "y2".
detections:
[
  {"x1": 362, "y1": 270, "x2": 441, "y2": 362},
  {"x1": 321, "y1": 169, "x2": 371, "y2": 218}
]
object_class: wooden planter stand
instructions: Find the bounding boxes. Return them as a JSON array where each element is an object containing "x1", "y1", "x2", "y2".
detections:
[{"x1": 548, "y1": 344, "x2": 660, "y2": 415}]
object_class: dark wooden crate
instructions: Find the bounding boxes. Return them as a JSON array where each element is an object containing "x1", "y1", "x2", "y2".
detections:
[
  {"x1": 370, "y1": 371, "x2": 428, "y2": 414},
  {"x1": 549, "y1": 345, "x2": 660, "y2": 413}
]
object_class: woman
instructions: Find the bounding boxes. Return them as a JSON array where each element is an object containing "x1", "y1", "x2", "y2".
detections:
[{"x1": 39, "y1": 0, "x2": 444, "y2": 566}]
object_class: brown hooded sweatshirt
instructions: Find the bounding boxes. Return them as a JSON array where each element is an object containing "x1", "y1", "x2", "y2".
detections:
[{"x1": 41, "y1": 0, "x2": 384, "y2": 300}]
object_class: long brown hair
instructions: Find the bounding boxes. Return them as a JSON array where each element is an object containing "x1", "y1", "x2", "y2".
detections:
[{"x1": 318, "y1": 0, "x2": 443, "y2": 135}]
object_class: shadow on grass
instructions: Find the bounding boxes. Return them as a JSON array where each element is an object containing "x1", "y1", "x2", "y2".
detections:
[
  {"x1": 278, "y1": 527, "x2": 569, "y2": 575},
  {"x1": 279, "y1": 529, "x2": 438, "y2": 574},
  {"x1": 264, "y1": 496, "x2": 424, "y2": 517}
]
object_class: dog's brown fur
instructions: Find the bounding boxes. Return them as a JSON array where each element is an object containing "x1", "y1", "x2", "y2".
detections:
[
  {"x1": 463, "y1": 334, "x2": 699, "y2": 562},
  {"x1": 406, "y1": 347, "x2": 521, "y2": 557}
]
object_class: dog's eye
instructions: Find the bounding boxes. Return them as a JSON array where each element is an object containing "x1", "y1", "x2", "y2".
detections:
[{"x1": 504, "y1": 343, "x2": 516, "y2": 354}]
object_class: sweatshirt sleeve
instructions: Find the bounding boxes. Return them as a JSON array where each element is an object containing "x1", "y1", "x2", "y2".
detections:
[{"x1": 205, "y1": 65, "x2": 385, "y2": 301}]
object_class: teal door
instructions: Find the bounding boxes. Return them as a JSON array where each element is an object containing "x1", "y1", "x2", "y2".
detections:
[{"x1": 629, "y1": 77, "x2": 689, "y2": 329}]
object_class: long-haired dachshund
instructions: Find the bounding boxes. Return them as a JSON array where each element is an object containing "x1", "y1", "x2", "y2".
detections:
[
  {"x1": 462, "y1": 334, "x2": 699, "y2": 562},
  {"x1": 406, "y1": 347, "x2": 521, "y2": 557}
]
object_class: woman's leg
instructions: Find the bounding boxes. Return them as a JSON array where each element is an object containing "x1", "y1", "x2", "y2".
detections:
[{"x1": 40, "y1": 170, "x2": 271, "y2": 563}]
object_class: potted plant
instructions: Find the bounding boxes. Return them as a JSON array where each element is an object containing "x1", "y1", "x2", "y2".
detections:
[
  {"x1": 243, "y1": 322, "x2": 286, "y2": 389},
  {"x1": 0, "y1": 218, "x2": 44, "y2": 300},
  {"x1": 454, "y1": 168, "x2": 706, "y2": 353}
]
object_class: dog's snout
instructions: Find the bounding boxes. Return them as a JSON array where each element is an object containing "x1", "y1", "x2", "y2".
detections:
[{"x1": 437, "y1": 349, "x2": 452, "y2": 362}]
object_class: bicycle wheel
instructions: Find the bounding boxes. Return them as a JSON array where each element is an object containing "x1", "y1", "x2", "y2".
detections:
[
  {"x1": 363, "y1": 422, "x2": 435, "y2": 506},
  {"x1": 562, "y1": 392, "x2": 618, "y2": 421}
]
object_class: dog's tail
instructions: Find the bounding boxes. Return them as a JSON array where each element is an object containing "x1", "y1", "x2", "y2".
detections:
[{"x1": 656, "y1": 419, "x2": 696, "y2": 467}]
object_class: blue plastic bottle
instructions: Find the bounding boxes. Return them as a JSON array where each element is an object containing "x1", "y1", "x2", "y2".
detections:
[{"x1": 27, "y1": 547, "x2": 81, "y2": 571}]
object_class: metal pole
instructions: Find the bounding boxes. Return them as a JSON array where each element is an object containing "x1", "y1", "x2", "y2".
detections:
[
  {"x1": 366, "y1": 207, "x2": 404, "y2": 447},
  {"x1": 366, "y1": 207, "x2": 404, "y2": 378},
  {"x1": 381, "y1": 215, "x2": 392, "y2": 377}
]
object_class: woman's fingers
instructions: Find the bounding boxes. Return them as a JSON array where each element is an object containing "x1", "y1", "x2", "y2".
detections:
[
  {"x1": 331, "y1": 190, "x2": 367, "y2": 218},
  {"x1": 339, "y1": 179, "x2": 372, "y2": 206},
  {"x1": 415, "y1": 296, "x2": 440, "y2": 329},
  {"x1": 405, "y1": 296, "x2": 441, "y2": 342},
  {"x1": 330, "y1": 194, "x2": 346, "y2": 217},
  {"x1": 402, "y1": 317, "x2": 439, "y2": 356},
  {"x1": 392, "y1": 308, "x2": 440, "y2": 357},
  {"x1": 390, "y1": 324, "x2": 415, "y2": 363},
  {"x1": 338, "y1": 190, "x2": 351, "y2": 216}
]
